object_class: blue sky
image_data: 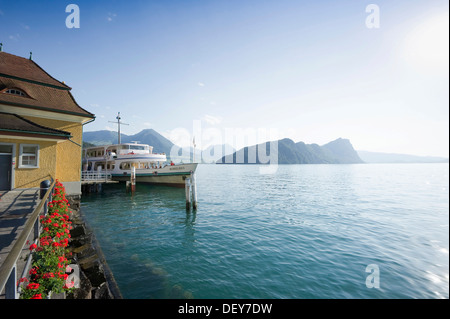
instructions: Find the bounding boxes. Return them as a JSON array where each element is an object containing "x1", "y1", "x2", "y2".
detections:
[{"x1": 1, "y1": 0, "x2": 448, "y2": 157}]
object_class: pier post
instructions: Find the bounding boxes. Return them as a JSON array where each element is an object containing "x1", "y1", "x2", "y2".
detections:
[
  {"x1": 191, "y1": 172, "x2": 198, "y2": 210},
  {"x1": 185, "y1": 177, "x2": 191, "y2": 210},
  {"x1": 131, "y1": 167, "x2": 136, "y2": 193}
]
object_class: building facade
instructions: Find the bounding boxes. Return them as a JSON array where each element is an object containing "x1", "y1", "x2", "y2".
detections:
[{"x1": 0, "y1": 51, "x2": 95, "y2": 195}]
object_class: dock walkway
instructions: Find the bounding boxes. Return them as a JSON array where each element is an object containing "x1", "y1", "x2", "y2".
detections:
[{"x1": 0, "y1": 188, "x2": 40, "y2": 297}]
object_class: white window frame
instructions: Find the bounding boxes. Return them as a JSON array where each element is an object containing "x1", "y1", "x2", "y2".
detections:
[{"x1": 19, "y1": 144, "x2": 40, "y2": 169}]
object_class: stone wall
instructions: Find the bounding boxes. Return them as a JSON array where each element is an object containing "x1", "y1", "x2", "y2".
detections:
[{"x1": 67, "y1": 200, "x2": 122, "y2": 299}]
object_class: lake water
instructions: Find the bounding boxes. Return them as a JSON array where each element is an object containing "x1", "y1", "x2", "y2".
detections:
[{"x1": 80, "y1": 164, "x2": 449, "y2": 299}]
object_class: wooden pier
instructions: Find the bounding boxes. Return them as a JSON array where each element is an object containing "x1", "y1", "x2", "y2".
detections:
[
  {"x1": 81, "y1": 169, "x2": 198, "y2": 212},
  {"x1": 81, "y1": 171, "x2": 118, "y2": 194}
]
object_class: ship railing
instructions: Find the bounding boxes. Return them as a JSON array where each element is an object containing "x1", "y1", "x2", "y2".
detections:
[{"x1": 81, "y1": 171, "x2": 112, "y2": 182}]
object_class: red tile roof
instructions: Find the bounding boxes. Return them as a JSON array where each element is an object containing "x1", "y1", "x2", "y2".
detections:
[
  {"x1": 0, "y1": 52, "x2": 69, "y2": 88},
  {"x1": 0, "y1": 52, "x2": 94, "y2": 119}
]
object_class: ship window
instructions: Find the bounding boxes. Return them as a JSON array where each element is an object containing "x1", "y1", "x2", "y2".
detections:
[
  {"x1": 120, "y1": 162, "x2": 131, "y2": 170},
  {"x1": 130, "y1": 145, "x2": 146, "y2": 150}
]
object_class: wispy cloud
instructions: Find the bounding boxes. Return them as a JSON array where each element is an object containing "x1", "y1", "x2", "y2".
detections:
[
  {"x1": 107, "y1": 12, "x2": 117, "y2": 22},
  {"x1": 8, "y1": 34, "x2": 20, "y2": 41},
  {"x1": 0, "y1": 9, "x2": 4, "y2": 16},
  {"x1": 21, "y1": 23, "x2": 30, "y2": 30},
  {"x1": 198, "y1": 82, "x2": 205, "y2": 87}
]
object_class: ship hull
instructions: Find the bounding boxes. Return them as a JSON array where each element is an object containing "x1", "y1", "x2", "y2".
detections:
[{"x1": 111, "y1": 163, "x2": 198, "y2": 188}]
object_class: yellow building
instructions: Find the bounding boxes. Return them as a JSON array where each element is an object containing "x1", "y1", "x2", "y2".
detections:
[{"x1": 0, "y1": 51, "x2": 95, "y2": 195}]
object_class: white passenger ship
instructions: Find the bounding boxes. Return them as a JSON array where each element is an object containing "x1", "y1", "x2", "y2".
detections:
[{"x1": 82, "y1": 142, "x2": 197, "y2": 187}]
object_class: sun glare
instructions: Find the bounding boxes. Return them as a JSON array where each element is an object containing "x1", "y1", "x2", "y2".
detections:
[{"x1": 403, "y1": 12, "x2": 449, "y2": 72}]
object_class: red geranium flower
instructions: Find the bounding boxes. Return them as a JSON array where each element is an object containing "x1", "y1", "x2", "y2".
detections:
[{"x1": 26, "y1": 283, "x2": 40, "y2": 290}]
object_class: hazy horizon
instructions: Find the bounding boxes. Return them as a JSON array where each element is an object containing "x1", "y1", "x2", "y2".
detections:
[{"x1": 83, "y1": 127, "x2": 449, "y2": 159}]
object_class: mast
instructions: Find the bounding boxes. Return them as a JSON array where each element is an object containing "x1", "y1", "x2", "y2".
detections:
[
  {"x1": 193, "y1": 136, "x2": 196, "y2": 163},
  {"x1": 109, "y1": 112, "x2": 129, "y2": 144}
]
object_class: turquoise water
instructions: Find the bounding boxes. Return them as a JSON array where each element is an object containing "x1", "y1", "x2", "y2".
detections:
[{"x1": 80, "y1": 164, "x2": 449, "y2": 299}]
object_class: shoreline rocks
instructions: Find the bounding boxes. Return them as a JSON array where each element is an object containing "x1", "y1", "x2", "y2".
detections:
[{"x1": 66, "y1": 200, "x2": 122, "y2": 299}]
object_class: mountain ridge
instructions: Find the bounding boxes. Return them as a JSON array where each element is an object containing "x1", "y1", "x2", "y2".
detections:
[
  {"x1": 83, "y1": 129, "x2": 448, "y2": 164},
  {"x1": 83, "y1": 129, "x2": 174, "y2": 155},
  {"x1": 217, "y1": 137, "x2": 364, "y2": 164}
]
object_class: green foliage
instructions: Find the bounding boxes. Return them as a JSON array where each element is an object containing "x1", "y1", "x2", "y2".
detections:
[{"x1": 20, "y1": 180, "x2": 74, "y2": 299}]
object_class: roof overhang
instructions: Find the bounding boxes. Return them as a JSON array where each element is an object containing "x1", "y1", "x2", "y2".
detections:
[
  {"x1": 0, "y1": 103, "x2": 95, "y2": 124},
  {"x1": 0, "y1": 133, "x2": 69, "y2": 143},
  {"x1": 0, "y1": 111, "x2": 72, "y2": 142}
]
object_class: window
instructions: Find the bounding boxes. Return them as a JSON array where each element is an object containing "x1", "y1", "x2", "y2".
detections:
[
  {"x1": 129, "y1": 145, "x2": 146, "y2": 151},
  {"x1": 4, "y1": 89, "x2": 26, "y2": 97},
  {"x1": 120, "y1": 162, "x2": 131, "y2": 170},
  {"x1": 0, "y1": 144, "x2": 13, "y2": 154},
  {"x1": 19, "y1": 144, "x2": 39, "y2": 168}
]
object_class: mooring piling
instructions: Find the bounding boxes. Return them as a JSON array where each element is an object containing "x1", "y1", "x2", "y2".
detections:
[
  {"x1": 126, "y1": 167, "x2": 136, "y2": 193},
  {"x1": 191, "y1": 172, "x2": 198, "y2": 210},
  {"x1": 131, "y1": 167, "x2": 136, "y2": 193},
  {"x1": 185, "y1": 177, "x2": 191, "y2": 210},
  {"x1": 185, "y1": 172, "x2": 198, "y2": 211}
]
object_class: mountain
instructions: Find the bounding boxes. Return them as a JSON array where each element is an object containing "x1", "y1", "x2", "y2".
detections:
[
  {"x1": 82, "y1": 130, "x2": 119, "y2": 146},
  {"x1": 357, "y1": 150, "x2": 449, "y2": 163},
  {"x1": 173, "y1": 144, "x2": 235, "y2": 163},
  {"x1": 322, "y1": 138, "x2": 365, "y2": 163},
  {"x1": 86, "y1": 129, "x2": 447, "y2": 164},
  {"x1": 217, "y1": 138, "x2": 364, "y2": 164},
  {"x1": 180, "y1": 144, "x2": 236, "y2": 163},
  {"x1": 83, "y1": 129, "x2": 174, "y2": 155},
  {"x1": 83, "y1": 129, "x2": 237, "y2": 162},
  {"x1": 127, "y1": 129, "x2": 175, "y2": 156}
]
